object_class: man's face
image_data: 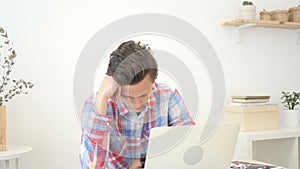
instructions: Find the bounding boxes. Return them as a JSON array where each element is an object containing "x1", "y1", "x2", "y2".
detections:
[{"x1": 120, "y1": 74, "x2": 153, "y2": 113}]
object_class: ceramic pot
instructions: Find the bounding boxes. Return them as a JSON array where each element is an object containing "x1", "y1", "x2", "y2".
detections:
[
  {"x1": 283, "y1": 109, "x2": 300, "y2": 127},
  {"x1": 240, "y1": 5, "x2": 257, "y2": 20}
]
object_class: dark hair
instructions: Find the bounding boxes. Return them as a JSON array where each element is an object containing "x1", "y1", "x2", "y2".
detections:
[{"x1": 106, "y1": 40, "x2": 158, "y2": 85}]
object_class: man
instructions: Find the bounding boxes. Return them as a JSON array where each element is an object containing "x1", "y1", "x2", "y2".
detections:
[{"x1": 80, "y1": 41, "x2": 195, "y2": 169}]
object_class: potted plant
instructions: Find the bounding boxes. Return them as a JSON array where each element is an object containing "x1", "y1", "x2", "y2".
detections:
[
  {"x1": 281, "y1": 91, "x2": 300, "y2": 126},
  {"x1": 240, "y1": 1, "x2": 257, "y2": 20},
  {"x1": 0, "y1": 26, "x2": 34, "y2": 151}
]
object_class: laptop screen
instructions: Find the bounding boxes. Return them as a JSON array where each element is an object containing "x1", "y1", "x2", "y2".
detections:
[{"x1": 144, "y1": 123, "x2": 240, "y2": 169}]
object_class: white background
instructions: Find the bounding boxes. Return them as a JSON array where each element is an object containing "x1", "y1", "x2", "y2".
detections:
[{"x1": 1, "y1": 0, "x2": 300, "y2": 168}]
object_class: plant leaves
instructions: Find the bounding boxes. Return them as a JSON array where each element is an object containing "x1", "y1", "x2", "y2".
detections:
[{"x1": 0, "y1": 26, "x2": 34, "y2": 105}]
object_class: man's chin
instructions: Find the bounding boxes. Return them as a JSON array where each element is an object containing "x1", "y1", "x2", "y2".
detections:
[{"x1": 129, "y1": 108, "x2": 143, "y2": 113}]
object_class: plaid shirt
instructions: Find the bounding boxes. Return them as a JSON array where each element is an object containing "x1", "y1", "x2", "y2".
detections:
[{"x1": 80, "y1": 82, "x2": 195, "y2": 169}]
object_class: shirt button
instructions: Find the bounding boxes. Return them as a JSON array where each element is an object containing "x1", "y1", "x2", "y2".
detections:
[
  {"x1": 112, "y1": 157, "x2": 116, "y2": 161},
  {"x1": 106, "y1": 122, "x2": 110, "y2": 126}
]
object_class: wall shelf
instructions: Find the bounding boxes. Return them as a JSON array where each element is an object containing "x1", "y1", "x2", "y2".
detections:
[{"x1": 222, "y1": 19, "x2": 300, "y2": 44}]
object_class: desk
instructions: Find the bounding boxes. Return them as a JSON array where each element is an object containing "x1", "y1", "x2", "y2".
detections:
[
  {"x1": 234, "y1": 126, "x2": 300, "y2": 169},
  {"x1": 0, "y1": 145, "x2": 32, "y2": 169}
]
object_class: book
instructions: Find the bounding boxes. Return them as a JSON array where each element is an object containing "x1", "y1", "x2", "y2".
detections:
[
  {"x1": 229, "y1": 102, "x2": 277, "y2": 106},
  {"x1": 225, "y1": 104, "x2": 279, "y2": 113},
  {"x1": 232, "y1": 98, "x2": 270, "y2": 103},
  {"x1": 231, "y1": 95, "x2": 270, "y2": 99}
]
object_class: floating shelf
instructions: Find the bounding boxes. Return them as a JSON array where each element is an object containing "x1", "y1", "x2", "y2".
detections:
[
  {"x1": 223, "y1": 19, "x2": 300, "y2": 29},
  {"x1": 222, "y1": 19, "x2": 300, "y2": 44}
]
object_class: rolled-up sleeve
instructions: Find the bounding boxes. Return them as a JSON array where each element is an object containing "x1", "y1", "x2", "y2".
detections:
[
  {"x1": 80, "y1": 96, "x2": 111, "y2": 169},
  {"x1": 167, "y1": 89, "x2": 196, "y2": 126}
]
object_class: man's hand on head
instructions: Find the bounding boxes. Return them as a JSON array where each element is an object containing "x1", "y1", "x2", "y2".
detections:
[
  {"x1": 94, "y1": 75, "x2": 120, "y2": 116},
  {"x1": 98, "y1": 75, "x2": 119, "y2": 99}
]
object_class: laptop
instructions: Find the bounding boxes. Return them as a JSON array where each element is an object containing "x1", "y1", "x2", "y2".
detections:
[{"x1": 144, "y1": 122, "x2": 240, "y2": 169}]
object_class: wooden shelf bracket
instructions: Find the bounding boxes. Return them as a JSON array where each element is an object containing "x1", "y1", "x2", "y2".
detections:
[
  {"x1": 296, "y1": 29, "x2": 300, "y2": 45},
  {"x1": 235, "y1": 23, "x2": 256, "y2": 43}
]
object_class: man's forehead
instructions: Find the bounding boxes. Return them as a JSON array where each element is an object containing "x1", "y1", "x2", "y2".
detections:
[{"x1": 120, "y1": 84, "x2": 152, "y2": 95}]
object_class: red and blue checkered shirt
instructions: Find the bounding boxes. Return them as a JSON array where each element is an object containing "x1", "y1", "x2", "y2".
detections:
[{"x1": 80, "y1": 82, "x2": 195, "y2": 169}]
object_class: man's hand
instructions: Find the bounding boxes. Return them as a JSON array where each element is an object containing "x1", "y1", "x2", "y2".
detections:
[
  {"x1": 129, "y1": 159, "x2": 142, "y2": 169},
  {"x1": 98, "y1": 75, "x2": 119, "y2": 99},
  {"x1": 94, "y1": 75, "x2": 119, "y2": 116}
]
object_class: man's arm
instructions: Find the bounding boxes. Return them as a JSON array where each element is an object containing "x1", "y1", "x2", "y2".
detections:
[
  {"x1": 94, "y1": 75, "x2": 119, "y2": 116},
  {"x1": 80, "y1": 97, "x2": 111, "y2": 169},
  {"x1": 167, "y1": 89, "x2": 195, "y2": 126},
  {"x1": 80, "y1": 76, "x2": 119, "y2": 169}
]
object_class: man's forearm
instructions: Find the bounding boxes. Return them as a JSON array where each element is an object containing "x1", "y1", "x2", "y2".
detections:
[{"x1": 94, "y1": 93, "x2": 109, "y2": 116}]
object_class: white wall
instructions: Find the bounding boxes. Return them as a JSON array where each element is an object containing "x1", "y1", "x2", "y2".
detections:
[{"x1": 1, "y1": 0, "x2": 300, "y2": 168}]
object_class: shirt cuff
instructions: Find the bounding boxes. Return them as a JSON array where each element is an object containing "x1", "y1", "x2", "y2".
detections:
[{"x1": 84, "y1": 111, "x2": 112, "y2": 140}]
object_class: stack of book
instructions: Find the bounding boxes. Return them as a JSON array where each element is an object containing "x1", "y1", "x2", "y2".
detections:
[
  {"x1": 230, "y1": 95, "x2": 271, "y2": 105},
  {"x1": 224, "y1": 95, "x2": 279, "y2": 131}
]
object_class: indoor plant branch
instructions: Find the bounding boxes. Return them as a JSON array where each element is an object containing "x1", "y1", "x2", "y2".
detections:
[{"x1": 0, "y1": 26, "x2": 34, "y2": 106}]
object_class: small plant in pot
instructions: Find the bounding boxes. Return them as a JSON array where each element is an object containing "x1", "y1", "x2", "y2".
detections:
[
  {"x1": 281, "y1": 91, "x2": 300, "y2": 126},
  {"x1": 240, "y1": 1, "x2": 257, "y2": 20}
]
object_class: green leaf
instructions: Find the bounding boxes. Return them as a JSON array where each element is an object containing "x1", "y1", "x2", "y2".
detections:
[
  {"x1": 281, "y1": 91, "x2": 300, "y2": 110},
  {"x1": 242, "y1": 1, "x2": 253, "y2": 5},
  {"x1": 1, "y1": 32, "x2": 8, "y2": 38}
]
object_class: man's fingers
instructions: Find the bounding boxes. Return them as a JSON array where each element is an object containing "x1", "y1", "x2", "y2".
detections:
[
  {"x1": 129, "y1": 159, "x2": 142, "y2": 169},
  {"x1": 100, "y1": 75, "x2": 120, "y2": 97}
]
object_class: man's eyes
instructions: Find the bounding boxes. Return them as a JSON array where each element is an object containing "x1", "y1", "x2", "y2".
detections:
[
  {"x1": 121, "y1": 95, "x2": 130, "y2": 98},
  {"x1": 121, "y1": 95, "x2": 147, "y2": 99}
]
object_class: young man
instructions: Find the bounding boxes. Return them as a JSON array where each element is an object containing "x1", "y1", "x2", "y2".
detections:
[{"x1": 80, "y1": 41, "x2": 195, "y2": 169}]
